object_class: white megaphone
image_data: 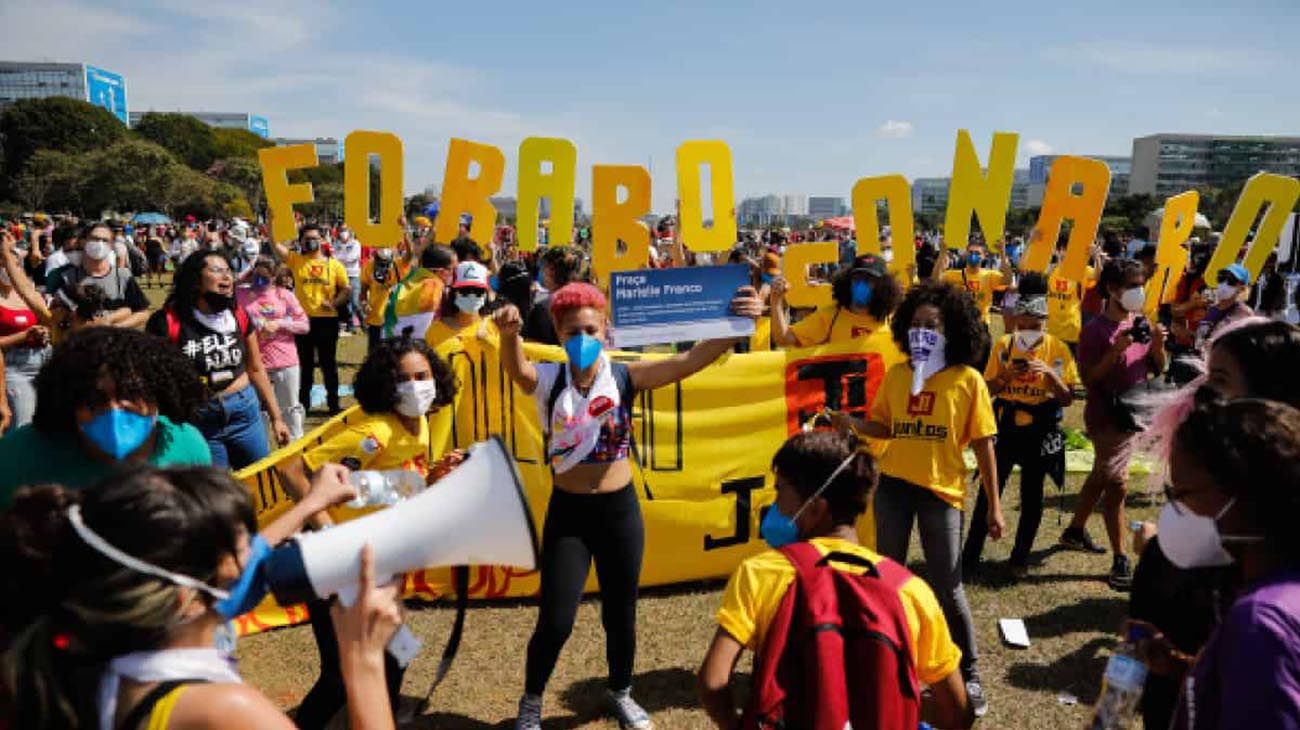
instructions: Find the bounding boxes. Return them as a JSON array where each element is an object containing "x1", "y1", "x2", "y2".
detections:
[{"x1": 264, "y1": 436, "x2": 539, "y2": 605}]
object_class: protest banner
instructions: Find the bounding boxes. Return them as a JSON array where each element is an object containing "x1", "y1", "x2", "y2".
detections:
[{"x1": 608, "y1": 265, "x2": 755, "y2": 347}]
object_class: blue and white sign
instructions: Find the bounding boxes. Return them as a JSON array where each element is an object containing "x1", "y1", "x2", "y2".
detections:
[
  {"x1": 610, "y1": 265, "x2": 754, "y2": 347},
  {"x1": 248, "y1": 115, "x2": 270, "y2": 139},
  {"x1": 84, "y1": 65, "x2": 128, "y2": 124}
]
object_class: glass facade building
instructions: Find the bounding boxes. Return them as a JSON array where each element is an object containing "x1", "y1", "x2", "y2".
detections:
[
  {"x1": 0, "y1": 62, "x2": 128, "y2": 123},
  {"x1": 1130, "y1": 134, "x2": 1300, "y2": 197}
]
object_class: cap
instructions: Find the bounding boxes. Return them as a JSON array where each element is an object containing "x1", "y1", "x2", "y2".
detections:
[
  {"x1": 373, "y1": 248, "x2": 394, "y2": 261},
  {"x1": 1014, "y1": 296, "x2": 1049, "y2": 318},
  {"x1": 762, "y1": 252, "x2": 781, "y2": 275},
  {"x1": 453, "y1": 261, "x2": 490, "y2": 290},
  {"x1": 498, "y1": 261, "x2": 531, "y2": 286},
  {"x1": 1220, "y1": 263, "x2": 1250, "y2": 285},
  {"x1": 849, "y1": 253, "x2": 887, "y2": 278}
]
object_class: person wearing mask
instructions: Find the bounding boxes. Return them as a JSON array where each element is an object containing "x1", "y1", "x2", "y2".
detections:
[
  {"x1": 496, "y1": 260, "x2": 559, "y2": 345},
  {"x1": 425, "y1": 261, "x2": 497, "y2": 350},
  {"x1": 770, "y1": 254, "x2": 902, "y2": 347},
  {"x1": 238, "y1": 256, "x2": 310, "y2": 440},
  {"x1": 47, "y1": 222, "x2": 151, "y2": 330},
  {"x1": 1123, "y1": 399, "x2": 1300, "y2": 729},
  {"x1": 1168, "y1": 243, "x2": 1213, "y2": 365},
  {"x1": 1059, "y1": 257, "x2": 1167, "y2": 590},
  {"x1": 697, "y1": 431, "x2": 973, "y2": 730},
  {"x1": 1045, "y1": 243, "x2": 1101, "y2": 358},
  {"x1": 0, "y1": 465, "x2": 403, "y2": 730},
  {"x1": 962, "y1": 275, "x2": 1078, "y2": 579},
  {"x1": 493, "y1": 282, "x2": 763, "y2": 730},
  {"x1": 360, "y1": 247, "x2": 408, "y2": 353},
  {"x1": 335, "y1": 227, "x2": 364, "y2": 333},
  {"x1": 0, "y1": 232, "x2": 52, "y2": 428},
  {"x1": 1194, "y1": 263, "x2": 1253, "y2": 348},
  {"x1": 539, "y1": 245, "x2": 584, "y2": 292},
  {"x1": 932, "y1": 240, "x2": 1012, "y2": 325},
  {"x1": 0, "y1": 327, "x2": 211, "y2": 501},
  {"x1": 272, "y1": 224, "x2": 352, "y2": 415},
  {"x1": 277, "y1": 336, "x2": 461, "y2": 730},
  {"x1": 146, "y1": 252, "x2": 291, "y2": 468},
  {"x1": 170, "y1": 226, "x2": 200, "y2": 267},
  {"x1": 42, "y1": 223, "x2": 79, "y2": 281},
  {"x1": 829, "y1": 279, "x2": 1001, "y2": 716}
]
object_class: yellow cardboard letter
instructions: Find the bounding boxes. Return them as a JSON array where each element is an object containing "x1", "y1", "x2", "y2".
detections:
[
  {"x1": 591, "y1": 165, "x2": 651, "y2": 286},
  {"x1": 852, "y1": 174, "x2": 915, "y2": 281},
  {"x1": 259, "y1": 144, "x2": 318, "y2": 242},
  {"x1": 943, "y1": 130, "x2": 1018, "y2": 251},
  {"x1": 436, "y1": 139, "x2": 505, "y2": 245},
  {"x1": 1143, "y1": 191, "x2": 1198, "y2": 313},
  {"x1": 517, "y1": 137, "x2": 577, "y2": 252},
  {"x1": 343, "y1": 131, "x2": 404, "y2": 248},
  {"x1": 676, "y1": 141, "x2": 737, "y2": 253},
  {"x1": 1021, "y1": 156, "x2": 1111, "y2": 281},
  {"x1": 782, "y1": 242, "x2": 838, "y2": 309},
  {"x1": 1205, "y1": 173, "x2": 1300, "y2": 284}
]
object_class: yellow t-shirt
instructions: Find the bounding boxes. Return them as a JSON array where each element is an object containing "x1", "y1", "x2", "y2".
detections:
[
  {"x1": 360, "y1": 258, "x2": 412, "y2": 327},
  {"x1": 984, "y1": 333, "x2": 1079, "y2": 424},
  {"x1": 302, "y1": 411, "x2": 431, "y2": 475},
  {"x1": 1045, "y1": 267, "x2": 1095, "y2": 344},
  {"x1": 287, "y1": 251, "x2": 350, "y2": 318},
  {"x1": 427, "y1": 317, "x2": 499, "y2": 351},
  {"x1": 941, "y1": 269, "x2": 1006, "y2": 322},
  {"x1": 716, "y1": 537, "x2": 961, "y2": 686},
  {"x1": 870, "y1": 363, "x2": 997, "y2": 508},
  {"x1": 789, "y1": 305, "x2": 886, "y2": 347}
]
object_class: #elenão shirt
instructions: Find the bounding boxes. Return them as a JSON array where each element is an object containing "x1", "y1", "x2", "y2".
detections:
[
  {"x1": 286, "y1": 251, "x2": 349, "y2": 318},
  {"x1": 302, "y1": 411, "x2": 431, "y2": 475},
  {"x1": 1046, "y1": 267, "x2": 1095, "y2": 344},
  {"x1": 789, "y1": 305, "x2": 885, "y2": 346},
  {"x1": 941, "y1": 268, "x2": 1006, "y2": 322},
  {"x1": 985, "y1": 333, "x2": 1080, "y2": 418},
  {"x1": 870, "y1": 363, "x2": 998, "y2": 508},
  {"x1": 716, "y1": 537, "x2": 961, "y2": 686}
]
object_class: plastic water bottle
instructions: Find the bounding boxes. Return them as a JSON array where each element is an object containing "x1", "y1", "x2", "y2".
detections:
[
  {"x1": 347, "y1": 469, "x2": 425, "y2": 508},
  {"x1": 1086, "y1": 628, "x2": 1148, "y2": 729}
]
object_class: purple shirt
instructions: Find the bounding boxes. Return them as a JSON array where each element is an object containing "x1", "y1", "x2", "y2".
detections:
[
  {"x1": 1175, "y1": 571, "x2": 1300, "y2": 729},
  {"x1": 1077, "y1": 314, "x2": 1153, "y2": 428}
]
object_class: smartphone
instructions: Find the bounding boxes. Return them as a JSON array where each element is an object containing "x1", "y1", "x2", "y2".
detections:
[{"x1": 1011, "y1": 358, "x2": 1028, "y2": 368}]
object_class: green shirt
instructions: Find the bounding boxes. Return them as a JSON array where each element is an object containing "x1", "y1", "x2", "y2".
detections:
[{"x1": 0, "y1": 416, "x2": 212, "y2": 508}]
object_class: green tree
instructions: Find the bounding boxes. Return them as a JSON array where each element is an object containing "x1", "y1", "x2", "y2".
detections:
[
  {"x1": 0, "y1": 97, "x2": 126, "y2": 186},
  {"x1": 1103, "y1": 193, "x2": 1158, "y2": 233},
  {"x1": 133, "y1": 112, "x2": 219, "y2": 171},
  {"x1": 212, "y1": 128, "x2": 273, "y2": 160},
  {"x1": 78, "y1": 138, "x2": 179, "y2": 216},
  {"x1": 13, "y1": 149, "x2": 81, "y2": 212},
  {"x1": 209, "y1": 157, "x2": 265, "y2": 212}
]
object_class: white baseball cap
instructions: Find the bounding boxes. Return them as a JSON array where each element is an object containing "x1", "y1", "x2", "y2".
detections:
[{"x1": 453, "y1": 261, "x2": 490, "y2": 290}]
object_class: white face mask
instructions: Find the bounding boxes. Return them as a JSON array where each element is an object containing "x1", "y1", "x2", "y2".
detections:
[
  {"x1": 907, "y1": 327, "x2": 947, "y2": 396},
  {"x1": 83, "y1": 240, "x2": 111, "y2": 261},
  {"x1": 882, "y1": 248, "x2": 895, "y2": 263},
  {"x1": 1014, "y1": 329, "x2": 1044, "y2": 352},
  {"x1": 1215, "y1": 282, "x2": 1239, "y2": 303},
  {"x1": 1156, "y1": 499, "x2": 1236, "y2": 569},
  {"x1": 455, "y1": 292, "x2": 485, "y2": 314},
  {"x1": 1119, "y1": 287, "x2": 1146, "y2": 314},
  {"x1": 395, "y1": 380, "x2": 438, "y2": 418}
]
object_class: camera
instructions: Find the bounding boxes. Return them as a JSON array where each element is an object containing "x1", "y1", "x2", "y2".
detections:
[{"x1": 1129, "y1": 316, "x2": 1152, "y2": 345}]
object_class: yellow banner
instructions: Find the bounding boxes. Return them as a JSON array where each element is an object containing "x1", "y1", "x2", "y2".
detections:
[{"x1": 232, "y1": 333, "x2": 905, "y2": 634}]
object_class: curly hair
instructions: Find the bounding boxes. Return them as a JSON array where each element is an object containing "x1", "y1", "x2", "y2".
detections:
[
  {"x1": 353, "y1": 335, "x2": 457, "y2": 415},
  {"x1": 32, "y1": 327, "x2": 208, "y2": 436},
  {"x1": 541, "y1": 245, "x2": 586, "y2": 287},
  {"x1": 550, "y1": 282, "x2": 607, "y2": 322},
  {"x1": 1017, "y1": 271, "x2": 1049, "y2": 298},
  {"x1": 165, "y1": 250, "x2": 230, "y2": 317},
  {"x1": 830, "y1": 267, "x2": 902, "y2": 320},
  {"x1": 890, "y1": 280, "x2": 989, "y2": 367},
  {"x1": 771, "y1": 431, "x2": 879, "y2": 526}
]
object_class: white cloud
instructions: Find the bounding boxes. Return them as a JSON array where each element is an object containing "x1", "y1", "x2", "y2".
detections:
[
  {"x1": 876, "y1": 120, "x2": 914, "y2": 139},
  {"x1": 1024, "y1": 139, "x2": 1054, "y2": 156},
  {"x1": 1043, "y1": 41, "x2": 1274, "y2": 75}
]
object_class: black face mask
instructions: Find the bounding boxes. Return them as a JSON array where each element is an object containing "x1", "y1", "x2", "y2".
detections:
[
  {"x1": 373, "y1": 263, "x2": 392, "y2": 282},
  {"x1": 202, "y1": 291, "x2": 234, "y2": 310}
]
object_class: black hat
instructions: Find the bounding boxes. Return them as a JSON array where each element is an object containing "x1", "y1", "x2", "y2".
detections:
[{"x1": 849, "y1": 253, "x2": 888, "y2": 278}]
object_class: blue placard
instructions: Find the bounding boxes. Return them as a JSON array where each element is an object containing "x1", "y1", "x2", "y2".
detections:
[
  {"x1": 610, "y1": 265, "x2": 754, "y2": 347},
  {"x1": 248, "y1": 115, "x2": 270, "y2": 139},
  {"x1": 84, "y1": 65, "x2": 128, "y2": 124}
]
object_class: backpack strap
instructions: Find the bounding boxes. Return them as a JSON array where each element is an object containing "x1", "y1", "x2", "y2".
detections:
[
  {"x1": 611, "y1": 361, "x2": 653, "y2": 500},
  {"x1": 233, "y1": 305, "x2": 249, "y2": 336},
  {"x1": 164, "y1": 306, "x2": 180, "y2": 344},
  {"x1": 544, "y1": 363, "x2": 567, "y2": 440},
  {"x1": 116, "y1": 679, "x2": 206, "y2": 730}
]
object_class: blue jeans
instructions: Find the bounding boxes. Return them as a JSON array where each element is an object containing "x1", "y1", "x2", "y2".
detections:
[
  {"x1": 4, "y1": 345, "x2": 49, "y2": 430},
  {"x1": 196, "y1": 384, "x2": 270, "y2": 469}
]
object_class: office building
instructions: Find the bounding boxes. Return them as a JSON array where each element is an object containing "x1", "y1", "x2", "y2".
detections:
[
  {"x1": 273, "y1": 137, "x2": 342, "y2": 165},
  {"x1": 912, "y1": 178, "x2": 950, "y2": 216},
  {"x1": 1027, "y1": 154, "x2": 1131, "y2": 206},
  {"x1": 129, "y1": 110, "x2": 270, "y2": 138},
  {"x1": 737, "y1": 194, "x2": 807, "y2": 226},
  {"x1": 1010, "y1": 169, "x2": 1032, "y2": 210},
  {"x1": 0, "y1": 61, "x2": 128, "y2": 123},
  {"x1": 808, "y1": 196, "x2": 847, "y2": 219},
  {"x1": 490, "y1": 196, "x2": 518, "y2": 220},
  {"x1": 1129, "y1": 134, "x2": 1300, "y2": 197}
]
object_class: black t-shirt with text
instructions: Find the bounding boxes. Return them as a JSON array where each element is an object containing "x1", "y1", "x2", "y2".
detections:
[{"x1": 146, "y1": 308, "x2": 253, "y2": 393}]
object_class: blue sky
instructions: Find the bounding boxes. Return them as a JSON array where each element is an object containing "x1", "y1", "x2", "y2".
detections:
[{"x1": 2, "y1": 0, "x2": 1296, "y2": 210}]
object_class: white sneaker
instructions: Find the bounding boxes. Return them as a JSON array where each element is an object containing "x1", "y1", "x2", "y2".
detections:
[
  {"x1": 515, "y1": 694, "x2": 542, "y2": 730},
  {"x1": 606, "y1": 688, "x2": 653, "y2": 730}
]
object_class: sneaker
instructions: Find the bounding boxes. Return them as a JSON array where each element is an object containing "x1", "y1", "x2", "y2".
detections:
[
  {"x1": 966, "y1": 679, "x2": 989, "y2": 718},
  {"x1": 1108, "y1": 554, "x2": 1134, "y2": 592},
  {"x1": 1059, "y1": 526, "x2": 1108, "y2": 554},
  {"x1": 515, "y1": 694, "x2": 542, "y2": 730},
  {"x1": 606, "y1": 688, "x2": 653, "y2": 730}
]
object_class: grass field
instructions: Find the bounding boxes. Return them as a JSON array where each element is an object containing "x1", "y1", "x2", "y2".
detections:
[{"x1": 136, "y1": 282, "x2": 1161, "y2": 728}]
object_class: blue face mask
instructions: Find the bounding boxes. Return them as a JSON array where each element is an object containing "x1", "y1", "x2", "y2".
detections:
[
  {"x1": 851, "y1": 279, "x2": 873, "y2": 309},
  {"x1": 760, "y1": 272, "x2": 775, "y2": 285},
  {"x1": 564, "y1": 333, "x2": 603, "y2": 371},
  {"x1": 490, "y1": 275, "x2": 500, "y2": 292},
  {"x1": 967, "y1": 253, "x2": 983, "y2": 268},
  {"x1": 79, "y1": 407, "x2": 157, "y2": 460},
  {"x1": 760, "y1": 452, "x2": 859, "y2": 550},
  {"x1": 213, "y1": 534, "x2": 272, "y2": 620}
]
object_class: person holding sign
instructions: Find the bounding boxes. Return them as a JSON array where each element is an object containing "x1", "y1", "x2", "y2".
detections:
[
  {"x1": 492, "y1": 281, "x2": 762, "y2": 730},
  {"x1": 425, "y1": 261, "x2": 498, "y2": 350},
  {"x1": 770, "y1": 253, "x2": 902, "y2": 347},
  {"x1": 932, "y1": 239, "x2": 1012, "y2": 325}
]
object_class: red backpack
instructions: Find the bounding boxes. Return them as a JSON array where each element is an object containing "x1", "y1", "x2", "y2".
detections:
[{"x1": 743, "y1": 541, "x2": 922, "y2": 730}]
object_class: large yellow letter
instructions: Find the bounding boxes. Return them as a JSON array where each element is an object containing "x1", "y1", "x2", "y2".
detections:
[
  {"x1": 343, "y1": 131, "x2": 403, "y2": 248},
  {"x1": 516, "y1": 137, "x2": 577, "y2": 252},
  {"x1": 942, "y1": 130, "x2": 1018, "y2": 251},
  {"x1": 591, "y1": 165, "x2": 651, "y2": 286},
  {"x1": 1144, "y1": 191, "x2": 1198, "y2": 313},
  {"x1": 436, "y1": 138, "x2": 505, "y2": 245},
  {"x1": 1205, "y1": 173, "x2": 1300, "y2": 284},
  {"x1": 676, "y1": 141, "x2": 737, "y2": 253},
  {"x1": 782, "y1": 242, "x2": 838, "y2": 309},
  {"x1": 852, "y1": 174, "x2": 915, "y2": 281},
  {"x1": 259, "y1": 144, "x2": 318, "y2": 242},
  {"x1": 1021, "y1": 156, "x2": 1111, "y2": 281}
]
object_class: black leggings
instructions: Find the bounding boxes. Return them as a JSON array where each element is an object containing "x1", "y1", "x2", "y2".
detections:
[
  {"x1": 295, "y1": 316, "x2": 340, "y2": 412},
  {"x1": 294, "y1": 597, "x2": 405, "y2": 729},
  {"x1": 524, "y1": 484, "x2": 645, "y2": 695},
  {"x1": 963, "y1": 429, "x2": 1048, "y2": 568}
]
